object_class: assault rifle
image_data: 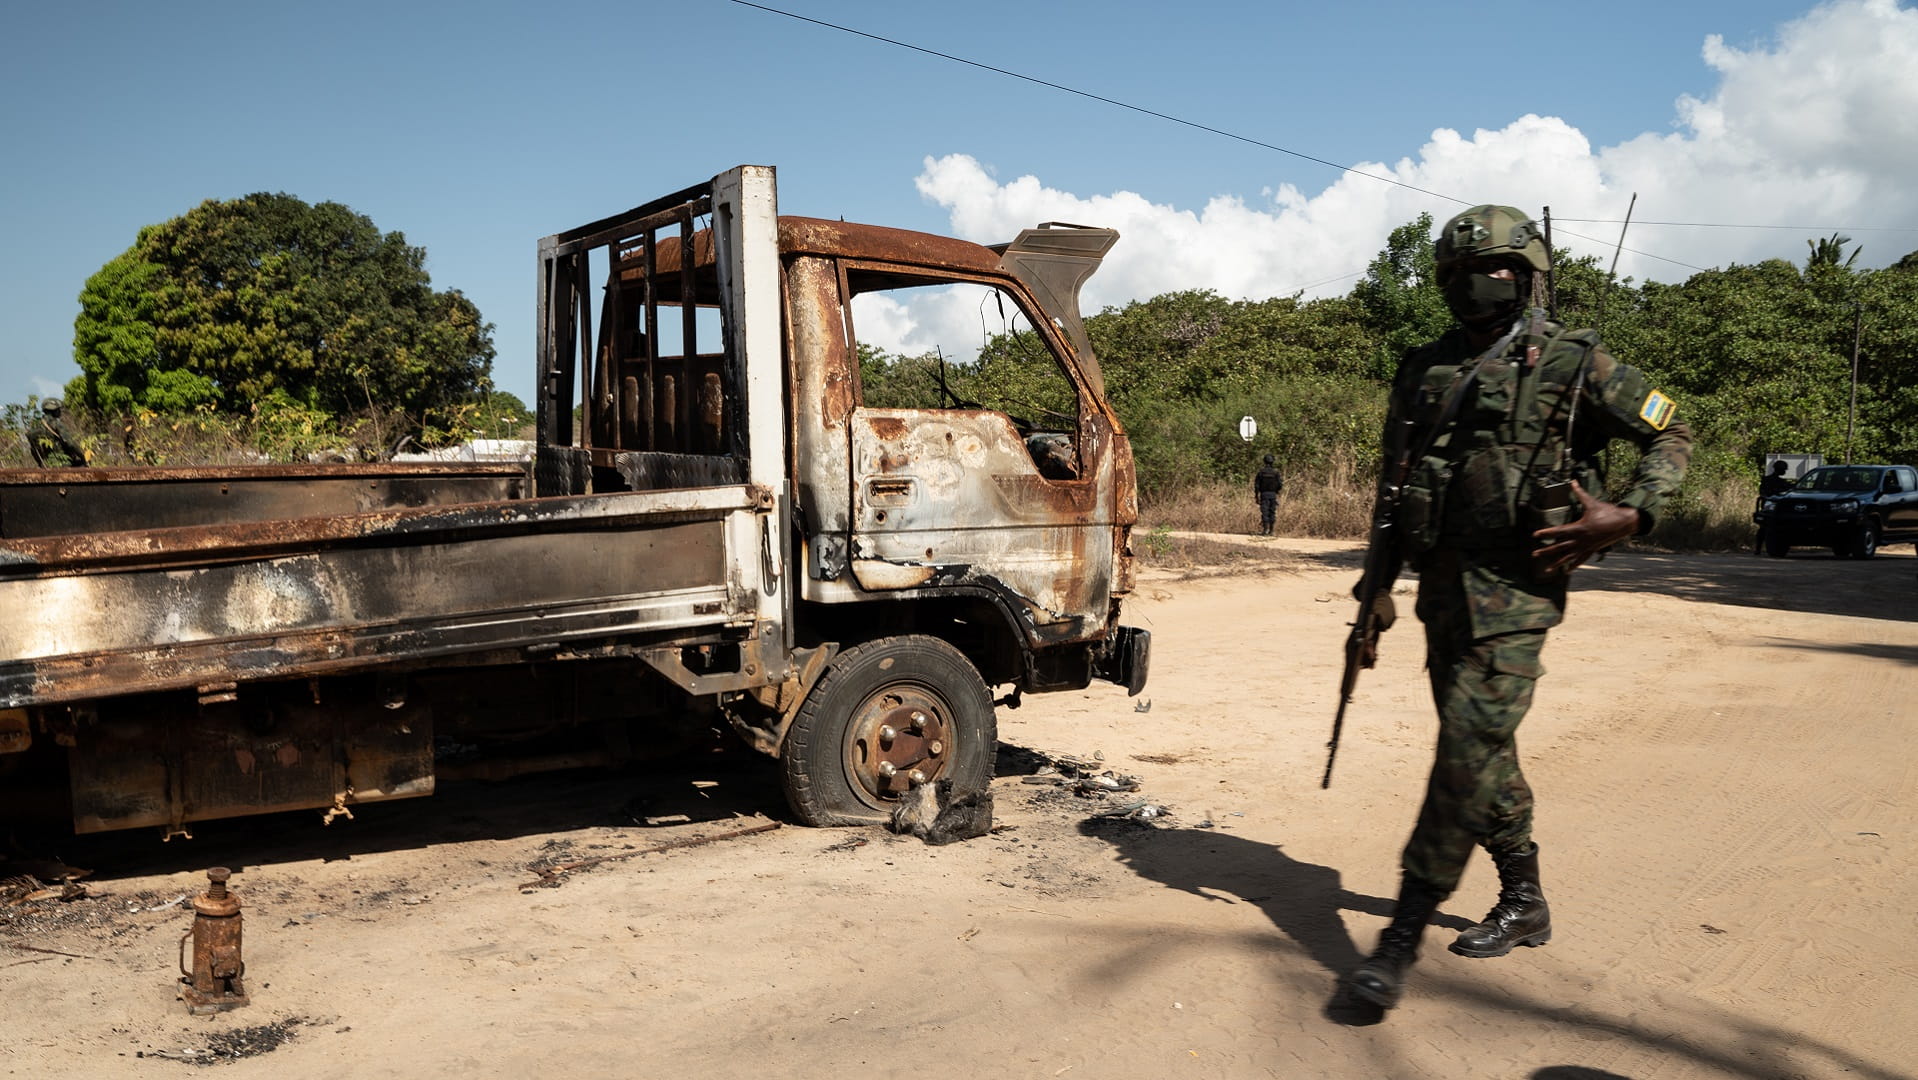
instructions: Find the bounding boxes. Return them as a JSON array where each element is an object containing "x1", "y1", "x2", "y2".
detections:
[
  {"x1": 1323, "y1": 317, "x2": 1529, "y2": 788},
  {"x1": 1324, "y1": 416, "x2": 1412, "y2": 788}
]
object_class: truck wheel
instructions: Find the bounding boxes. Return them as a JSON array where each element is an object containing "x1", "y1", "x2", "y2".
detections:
[
  {"x1": 1766, "y1": 533, "x2": 1791, "y2": 558},
  {"x1": 1850, "y1": 523, "x2": 1879, "y2": 559},
  {"x1": 781, "y1": 635, "x2": 997, "y2": 826}
]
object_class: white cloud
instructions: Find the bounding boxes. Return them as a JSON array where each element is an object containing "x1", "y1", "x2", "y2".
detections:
[{"x1": 905, "y1": 0, "x2": 1918, "y2": 333}]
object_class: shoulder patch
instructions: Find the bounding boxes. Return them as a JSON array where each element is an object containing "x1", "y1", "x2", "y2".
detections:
[{"x1": 1638, "y1": 390, "x2": 1676, "y2": 430}]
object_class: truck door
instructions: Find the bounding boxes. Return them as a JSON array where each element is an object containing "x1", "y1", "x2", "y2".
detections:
[
  {"x1": 841, "y1": 267, "x2": 1116, "y2": 645},
  {"x1": 1890, "y1": 467, "x2": 1918, "y2": 538}
]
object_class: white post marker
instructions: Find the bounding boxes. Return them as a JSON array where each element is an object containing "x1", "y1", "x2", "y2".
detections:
[{"x1": 1239, "y1": 416, "x2": 1257, "y2": 442}]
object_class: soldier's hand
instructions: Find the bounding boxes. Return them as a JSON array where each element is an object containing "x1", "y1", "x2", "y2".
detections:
[
  {"x1": 1531, "y1": 482, "x2": 1644, "y2": 576},
  {"x1": 1348, "y1": 628, "x2": 1380, "y2": 670}
]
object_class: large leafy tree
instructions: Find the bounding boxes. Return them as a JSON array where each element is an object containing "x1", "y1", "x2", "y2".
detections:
[
  {"x1": 69, "y1": 194, "x2": 494, "y2": 431},
  {"x1": 1350, "y1": 212, "x2": 1452, "y2": 376}
]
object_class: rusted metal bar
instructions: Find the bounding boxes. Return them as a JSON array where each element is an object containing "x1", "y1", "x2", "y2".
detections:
[
  {"x1": 577, "y1": 254, "x2": 594, "y2": 460},
  {"x1": 681, "y1": 213, "x2": 698, "y2": 428},
  {"x1": 643, "y1": 226, "x2": 660, "y2": 451},
  {"x1": 546, "y1": 188, "x2": 711, "y2": 260}
]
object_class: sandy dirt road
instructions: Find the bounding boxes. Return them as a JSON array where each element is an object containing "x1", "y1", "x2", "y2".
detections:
[{"x1": 4, "y1": 541, "x2": 1915, "y2": 1079}]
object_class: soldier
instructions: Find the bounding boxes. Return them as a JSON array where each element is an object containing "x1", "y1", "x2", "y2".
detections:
[
  {"x1": 1754, "y1": 459, "x2": 1795, "y2": 554},
  {"x1": 1760, "y1": 459, "x2": 1794, "y2": 498},
  {"x1": 1344, "y1": 205, "x2": 1691, "y2": 1010},
  {"x1": 25, "y1": 398, "x2": 87, "y2": 467},
  {"x1": 1254, "y1": 454, "x2": 1284, "y2": 535}
]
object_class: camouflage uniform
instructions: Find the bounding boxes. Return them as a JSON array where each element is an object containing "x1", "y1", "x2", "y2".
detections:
[
  {"x1": 1347, "y1": 203, "x2": 1691, "y2": 1011},
  {"x1": 25, "y1": 400, "x2": 86, "y2": 468},
  {"x1": 1390, "y1": 319, "x2": 1692, "y2": 892}
]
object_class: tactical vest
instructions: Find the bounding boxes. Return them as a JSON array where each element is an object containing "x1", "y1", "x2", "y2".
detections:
[{"x1": 1395, "y1": 319, "x2": 1600, "y2": 563}]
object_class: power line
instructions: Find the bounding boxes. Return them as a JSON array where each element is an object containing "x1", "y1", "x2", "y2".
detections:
[
  {"x1": 1285, "y1": 269, "x2": 1368, "y2": 295},
  {"x1": 723, "y1": 0, "x2": 1466, "y2": 207},
  {"x1": 725, "y1": 1, "x2": 1802, "y2": 277},
  {"x1": 1558, "y1": 219, "x2": 1918, "y2": 233},
  {"x1": 1549, "y1": 232, "x2": 1707, "y2": 273}
]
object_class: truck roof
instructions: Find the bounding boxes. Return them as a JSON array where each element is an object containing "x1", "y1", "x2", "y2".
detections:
[
  {"x1": 613, "y1": 216, "x2": 1000, "y2": 299},
  {"x1": 776, "y1": 216, "x2": 1001, "y2": 275}
]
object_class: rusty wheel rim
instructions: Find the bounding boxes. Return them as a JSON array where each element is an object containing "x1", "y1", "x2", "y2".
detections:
[{"x1": 842, "y1": 684, "x2": 954, "y2": 808}]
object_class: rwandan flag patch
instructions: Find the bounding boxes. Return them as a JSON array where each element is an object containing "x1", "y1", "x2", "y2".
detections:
[{"x1": 1639, "y1": 390, "x2": 1676, "y2": 430}]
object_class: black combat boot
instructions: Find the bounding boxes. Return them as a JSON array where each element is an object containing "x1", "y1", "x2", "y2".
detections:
[
  {"x1": 1450, "y1": 842, "x2": 1552, "y2": 958},
  {"x1": 1346, "y1": 877, "x2": 1446, "y2": 1009}
]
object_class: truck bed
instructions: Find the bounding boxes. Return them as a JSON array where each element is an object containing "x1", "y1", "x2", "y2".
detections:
[{"x1": 0, "y1": 465, "x2": 769, "y2": 709}]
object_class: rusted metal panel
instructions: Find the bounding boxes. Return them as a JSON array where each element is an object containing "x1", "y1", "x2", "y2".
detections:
[
  {"x1": 712, "y1": 167, "x2": 795, "y2": 682},
  {"x1": 845, "y1": 409, "x2": 1116, "y2": 644},
  {"x1": 0, "y1": 484, "x2": 766, "y2": 575},
  {"x1": 0, "y1": 464, "x2": 525, "y2": 539},
  {"x1": 995, "y1": 225, "x2": 1120, "y2": 400},
  {"x1": 0, "y1": 516, "x2": 741, "y2": 709},
  {"x1": 67, "y1": 692, "x2": 438, "y2": 833},
  {"x1": 784, "y1": 257, "x2": 858, "y2": 585},
  {"x1": 0, "y1": 707, "x2": 28, "y2": 753},
  {"x1": 0, "y1": 484, "x2": 773, "y2": 709}
]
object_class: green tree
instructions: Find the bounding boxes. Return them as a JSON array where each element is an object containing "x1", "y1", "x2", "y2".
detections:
[
  {"x1": 69, "y1": 193, "x2": 494, "y2": 439},
  {"x1": 470, "y1": 390, "x2": 535, "y2": 439},
  {"x1": 1805, "y1": 232, "x2": 1862, "y2": 270},
  {"x1": 1350, "y1": 212, "x2": 1452, "y2": 376}
]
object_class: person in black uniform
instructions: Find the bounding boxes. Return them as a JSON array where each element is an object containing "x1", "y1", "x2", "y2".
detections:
[
  {"x1": 1254, "y1": 455, "x2": 1284, "y2": 535},
  {"x1": 1754, "y1": 460, "x2": 1795, "y2": 554}
]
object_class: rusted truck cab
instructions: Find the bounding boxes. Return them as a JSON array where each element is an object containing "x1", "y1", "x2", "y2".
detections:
[
  {"x1": 532, "y1": 165, "x2": 1146, "y2": 824},
  {"x1": 781, "y1": 216, "x2": 1138, "y2": 655},
  {"x1": 0, "y1": 165, "x2": 1144, "y2": 835}
]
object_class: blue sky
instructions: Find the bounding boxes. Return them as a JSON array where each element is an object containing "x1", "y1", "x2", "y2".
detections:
[{"x1": 5, "y1": 0, "x2": 1915, "y2": 407}]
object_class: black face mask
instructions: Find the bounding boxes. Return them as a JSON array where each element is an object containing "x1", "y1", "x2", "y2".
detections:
[{"x1": 1443, "y1": 272, "x2": 1523, "y2": 326}]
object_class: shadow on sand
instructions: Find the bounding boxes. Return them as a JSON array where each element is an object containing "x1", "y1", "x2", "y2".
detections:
[
  {"x1": 1082, "y1": 820, "x2": 1914, "y2": 1079},
  {"x1": 8, "y1": 743, "x2": 789, "y2": 884},
  {"x1": 1293, "y1": 546, "x2": 1917, "y2": 624}
]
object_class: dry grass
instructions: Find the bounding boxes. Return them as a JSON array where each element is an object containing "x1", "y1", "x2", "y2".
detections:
[
  {"x1": 1645, "y1": 476, "x2": 1761, "y2": 553},
  {"x1": 1140, "y1": 465, "x2": 1762, "y2": 562},
  {"x1": 1141, "y1": 462, "x2": 1373, "y2": 542},
  {"x1": 1130, "y1": 528, "x2": 1300, "y2": 577}
]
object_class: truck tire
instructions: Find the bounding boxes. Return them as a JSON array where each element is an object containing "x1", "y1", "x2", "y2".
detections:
[
  {"x1": 1766, "y1": 533, "x2": 1791, "y2": 558},
  {"x1": 781, "y1": 635, "x2": 997, "y2": 826},
  {"x1": 1849, "y1": 522, "x2": 1879, "y2": 559}
]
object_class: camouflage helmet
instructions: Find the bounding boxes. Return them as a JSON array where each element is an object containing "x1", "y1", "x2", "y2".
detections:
[
  {"x1": 41, "y1": 398, "x2": 62, "y2": 416},
  {"x1": 1434, "y1": 205, "x2": 1549, "y2": 276}
]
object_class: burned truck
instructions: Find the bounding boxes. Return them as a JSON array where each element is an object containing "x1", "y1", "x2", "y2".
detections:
[{"x1": 0, "y1": 165, "x2": 1148, "y2": 837}]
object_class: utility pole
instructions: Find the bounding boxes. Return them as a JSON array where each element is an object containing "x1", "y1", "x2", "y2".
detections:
[{"x1": 1845, "y1": 303, "x2": 1863, "y2": 464}]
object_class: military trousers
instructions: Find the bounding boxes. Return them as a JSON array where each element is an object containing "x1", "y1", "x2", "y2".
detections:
[{"x1": 1399, "y1": 611, "x2": 1547, "y2": 895}]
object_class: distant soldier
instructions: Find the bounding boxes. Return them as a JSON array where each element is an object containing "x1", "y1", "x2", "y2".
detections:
[
  {"x1": 1755, "y1": 460, "x2": 1794, "y2": 553},
  {"x1": 25, "y1": 399, "x2": 86, "y2": 467},
  {"x1": 1253, "y1": 454, "x2": 1284, "y2": 535},
  {"x1": 1761, "y1": 460, "x2": 1794, "y2": 498}
]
